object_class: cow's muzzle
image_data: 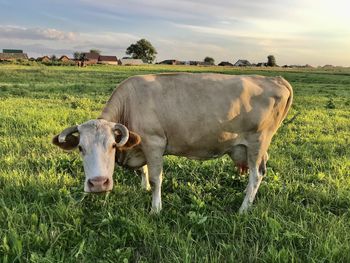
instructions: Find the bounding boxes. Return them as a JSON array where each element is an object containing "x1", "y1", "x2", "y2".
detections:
[{"x1": 85, "y1": 176, "x2": 113, "y2": 192}]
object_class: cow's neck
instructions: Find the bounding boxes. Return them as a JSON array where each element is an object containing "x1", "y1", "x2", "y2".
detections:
[{"x1": 99, "y1": 90, "x2": 130, "y2": 126}]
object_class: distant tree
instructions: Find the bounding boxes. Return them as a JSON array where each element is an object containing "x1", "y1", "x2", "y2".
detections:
[
  {"x1": 73, "y1": 52, "x2": 87, "y2": 67},
  {"x1": 267, "y1": 55, "x2": 277, "y2": 67},
  {"x1": 73, "y1": 52, "x2": 81, "y2": 60},
  {"x1": 126, "y1": 39, "x2": 157, "y2": 63},
  {"x1": 204, "y1": 57, "x2": 215, "y2": 65},
  {"x1": 50, "y1": 55, "x2": 57, "y2": 61},
  {"x1": 90, "y1": 49, "x2": 101, "y2": 55}
]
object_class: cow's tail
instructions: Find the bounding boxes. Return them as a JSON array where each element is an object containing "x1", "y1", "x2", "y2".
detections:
[{"x1": 277, "y1": 76, "x2": 293, "y2": 125}]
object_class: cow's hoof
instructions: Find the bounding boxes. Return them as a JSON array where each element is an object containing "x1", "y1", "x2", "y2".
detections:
[
  {"x1": 238, "y1": 205, "x2": 250, "y2": 214},
  {"x1": 141, "y1": 183, "x2": 151, "y2": 191},
  {"x1": 150, "y1": 206, "x2": 162, "y2": 214}
]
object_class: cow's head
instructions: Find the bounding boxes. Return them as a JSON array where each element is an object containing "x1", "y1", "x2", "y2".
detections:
[{"x1": 52, "y1": 119, "x2": 141, "y2": 192}]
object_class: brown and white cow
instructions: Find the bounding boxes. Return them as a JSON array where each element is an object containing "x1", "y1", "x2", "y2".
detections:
[{"x1": 52, "y1": 73, "x2": 293, "y2": 213}]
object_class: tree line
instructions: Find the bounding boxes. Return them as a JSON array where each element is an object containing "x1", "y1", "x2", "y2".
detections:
[{"x1": 73, "y1": 38, "x2": 277, "y2": 66}]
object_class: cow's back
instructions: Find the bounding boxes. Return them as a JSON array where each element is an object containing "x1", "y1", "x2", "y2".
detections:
[{"x1": 111, "y1": 73, "x2": 292, "y2": 158}]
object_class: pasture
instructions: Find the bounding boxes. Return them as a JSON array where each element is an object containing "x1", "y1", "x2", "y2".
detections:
[{"x1": 0, "y1": 64, "x2": 349, "y2": 262}]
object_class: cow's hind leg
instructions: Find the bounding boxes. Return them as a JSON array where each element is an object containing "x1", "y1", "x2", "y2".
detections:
[
  {"x1": 239, "y1": 135, "x2": 270, "y2": 213},
  {"x1": 239, "y1": 165, "x2": 262, "y2": 213}
]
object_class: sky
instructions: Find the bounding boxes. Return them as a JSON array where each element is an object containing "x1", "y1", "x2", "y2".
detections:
[{"x1": 0, "y1": 0, "x2": 349, "y2": 66}]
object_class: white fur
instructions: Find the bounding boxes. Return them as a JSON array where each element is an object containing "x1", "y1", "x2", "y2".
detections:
[{"x1": 78, "y1": 120, "x2": 116, "y2": 192}]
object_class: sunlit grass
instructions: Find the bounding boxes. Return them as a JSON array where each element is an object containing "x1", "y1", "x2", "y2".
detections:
[{"x1": 0, "y1": 64, "x2": 349, "y2": 262}]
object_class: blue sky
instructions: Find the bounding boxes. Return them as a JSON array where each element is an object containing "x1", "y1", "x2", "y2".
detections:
[{"x1": 0, "y1": 0, "x2": 349, "y2": 66}]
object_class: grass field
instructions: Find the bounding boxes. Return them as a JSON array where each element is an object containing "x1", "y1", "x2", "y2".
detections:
[{"x1": 0, "y1": 64, "x2": 349, "y2": 262}]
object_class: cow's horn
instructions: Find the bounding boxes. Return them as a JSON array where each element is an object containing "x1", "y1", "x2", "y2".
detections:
[
  {"x1": 58, "y1": 125, "x2": 79, "y2": 143},
  {"x1": 114, "y1": 123, "x2": 129, "y2": 146}
]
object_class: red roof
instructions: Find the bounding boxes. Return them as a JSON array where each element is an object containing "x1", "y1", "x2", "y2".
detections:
[
  {"x1": 98, "y1": 55, "x2": 118, "y2": 62},
  {"x1": 59, "y1": 55, "x2": 72, "y2": 60},
  {"x1": 83, "y1": 52, "x2": 100, "y2": 60}
]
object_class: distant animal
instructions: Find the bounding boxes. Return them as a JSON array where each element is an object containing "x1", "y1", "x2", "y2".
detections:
[{"x1": 52, "y1": 73, "x2": 293, "y2": 213}]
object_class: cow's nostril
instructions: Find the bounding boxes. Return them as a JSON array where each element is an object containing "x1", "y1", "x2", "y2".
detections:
[
  {"x1": 88, "y1": 179, "x2": 94, "y2": 188},
  {"x1": 103, "y1": 178, "x2": 109, "y2": 186}
]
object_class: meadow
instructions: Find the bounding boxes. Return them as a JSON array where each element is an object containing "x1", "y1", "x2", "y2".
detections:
[{"x1": 0, "y1": 64, "x2": 349, "y2": 262}]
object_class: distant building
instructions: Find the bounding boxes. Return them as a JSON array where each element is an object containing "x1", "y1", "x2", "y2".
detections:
[
  {"x1": 218, "y1": 61, "x2": 233, "y2": 66},
  {"x1": 323, "y1": 64, "x2": 333, "y2": 68},
  {"x1": 0, "y1": 49, "x2": 28, "y2": 61},
  {"x1": 58, "y1": 55, "x2": 73, "y2": 62},
  {"x1": 233, "y1": 59, "x2": 251, "y2": 67},
  {"x1": 169, "y1": 61, "x2": 211, "y2": 66},
  {"x1": 98, "y1": 55, "x2": 118, "y2": 65},
  {"x1": 190, "y1": 61, "x2": 200, "y2": 66},
  {"x1": 256, "y1": 62, "x2": 268, "y2": 67},
  {"x1": 158, "y1": 59, "x2": 178, "y2": 65},
  {"x1": 36, "y1": 56, "x2": 50, "y2": 63},
  {"x1": 82, "y1": 52, "x2": 100, "y2": 64},
  {"x1": 2, "y1": 49, "x2": 23, "y2": 53},
  {"x1": 120, "y1": 58, "x2": 144, "y2": 65},
  {"x1": 58, "y1": 55, "x2": 75, "y2": 65},
  {"x1": 198, "y1": 61, "x2": 213, "y2": 66}
]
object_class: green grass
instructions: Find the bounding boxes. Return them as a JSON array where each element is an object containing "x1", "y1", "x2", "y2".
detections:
[{"x1": 0, "y1": 64, "x2": 349, "y2": 262}]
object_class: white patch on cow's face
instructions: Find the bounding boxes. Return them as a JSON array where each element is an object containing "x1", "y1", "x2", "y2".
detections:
[{"x1": 77, "y1": 119, "x2": 117, "y2": 192}]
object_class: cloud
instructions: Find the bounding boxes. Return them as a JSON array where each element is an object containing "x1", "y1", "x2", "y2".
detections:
[
  {"x1": 1, "y1": 0, "x2": 349, "y2": 65},
  {"x1": 0, "y1": 25, "x2": 140, "y2": 57},
  {"x1": 79, "y1": 0, "x2": 288, "y2": 22},
  {"x1": 154, "y1": 38, "x2": 229, "y2": 61},
  {"x1": 0, "y1": 25, "x2": 78, "y2": 41}
]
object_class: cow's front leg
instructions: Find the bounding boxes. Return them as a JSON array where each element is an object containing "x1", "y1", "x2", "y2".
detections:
[
  {"x1": 147, "y1": 156, "x2": 163, "y2": 213},
  {"x1": 140, "y1": 165, "x2": 151, "y2": 191},
  {"x1": 142, "y1": 137, "x2": 166, "y2": 213}
]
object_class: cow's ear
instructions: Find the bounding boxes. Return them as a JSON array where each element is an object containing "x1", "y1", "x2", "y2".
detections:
[
  {"x1": 52, "y1": 134, "x2": 79, "y2": 151},
  {"x1": 115, "y1": 131, "x2": 141, "y2": 150}
]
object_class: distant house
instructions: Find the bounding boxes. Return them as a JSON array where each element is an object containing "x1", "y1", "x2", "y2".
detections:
[
  {"x1": 0, "y1": 49, "x2": 28, "y2": 61},
  {"x1": 218, "y1": 61, "x2": 233, "y2": 66},
  {"x1": 58, "y1": 55, "x2": 75, "y2": 65},
  {"x1": 59, "y1": 55, "x2": 72, "y2": 62},
  {"x1": 2, "y1": 49, "x2": 24, "y2": 54},
  {"x1": 256, "y1": 62, "x2": 268, "y2": 67},
  {"x1": 158, "y1": 59, "x2": 186, "y2": 65},
  {"x1": 98, "y1": 55, "x2": 118, "y2": 65},
  {"x1": 233, "y1": 59, "x2": 251, "y2": 67},
  {"x1": 82, "y1": 52, "x2": 100, "y2": 64},
  {"x1": 287, "y1": 64, "x2": 314, "y2": 68},
  {"x1": 120, "y1": 58, "x2": 144, "y2": 65},
  {"x1": 159, "y1": 59, "x2": 177, "y2": 65},
  {"x1": 199, "y1": 61, "x2": 213, "y2": 66},
  {"x1": 36, "y1": 56, "x2": 50, "y2": 63},
  {"x1": 190, "y1": 61, "x2": 200, "y2": 66}
]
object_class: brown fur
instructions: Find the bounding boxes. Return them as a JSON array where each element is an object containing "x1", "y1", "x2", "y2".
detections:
[
  {"x1": 115, "y1": 131, "x2": 141, "y2": 150},
  {"x1": 52, "y1": 134, "x2": 79, "y2": 151}
]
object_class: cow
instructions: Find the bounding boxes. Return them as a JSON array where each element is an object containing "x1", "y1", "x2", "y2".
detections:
[{"x1": 52, "y1": 73, "x2": 293, "y2": 213}]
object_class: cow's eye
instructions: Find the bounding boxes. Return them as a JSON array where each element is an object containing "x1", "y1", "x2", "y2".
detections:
[{"x1": 112, "y1": 143, "x2": 117, "y2": 149}]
